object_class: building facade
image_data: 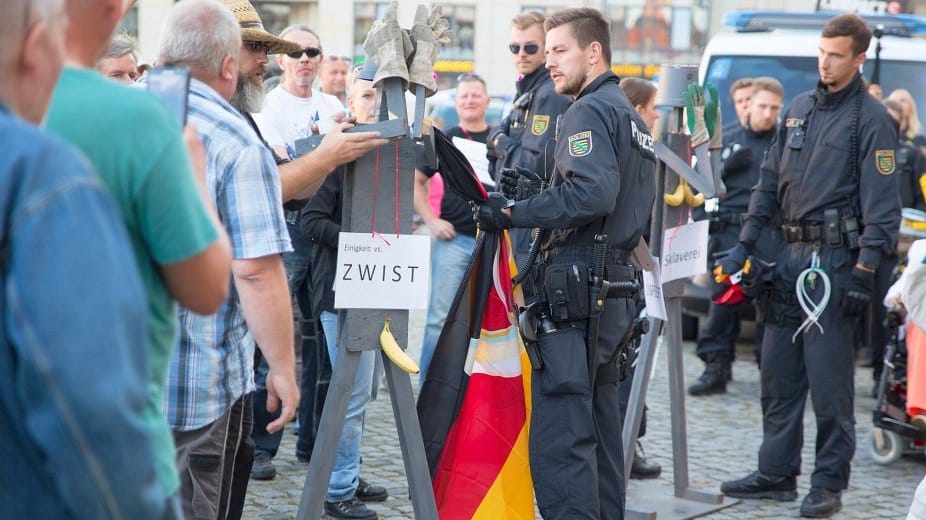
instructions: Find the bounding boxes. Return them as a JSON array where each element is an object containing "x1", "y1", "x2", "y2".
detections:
[{"x1": 128, "y1": 0, "x2": 923, "y2": 96}]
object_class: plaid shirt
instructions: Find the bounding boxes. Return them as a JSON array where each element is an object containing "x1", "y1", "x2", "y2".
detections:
[{"x1": 166, "y1": 79, "x2": 291, "y2": 431}]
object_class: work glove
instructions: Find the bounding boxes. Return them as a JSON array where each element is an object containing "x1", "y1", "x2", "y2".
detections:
[
  {"x1": 841, "y1": 266, "x2": 875, "y2": 317},
  {"x1": 722, "y1": 144, "x2": 752, "y2": 173},
  {"x1": 499, "y1": 167, "x2": 543, "y2": 201},
  {"x1": 362, "y1": 0, "x2": 413, "y2": 89},
  {"x1": 712, "y1": 242, "x2": 751, "y2": 284},
  {"x1": 683, "y1": 83, "x2": 709, "y2": 149},
  {"x1": 473, "y1": 193, "x2": 512, "y2": 232},
  {"x1": 705, "y1": 83, "x2": 723, "y2": 150},
  {"x1": 407, "y1": 4, "x2": 453, "y2": 97}
]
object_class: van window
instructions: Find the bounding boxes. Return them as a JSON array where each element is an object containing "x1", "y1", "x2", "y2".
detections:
[{"x1": 704, "y1": 55, "x2": 926, "y2": 130}]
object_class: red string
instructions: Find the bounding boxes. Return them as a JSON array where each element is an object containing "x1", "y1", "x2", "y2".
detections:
[
  {"x1": 371, "y1": 147, "x2": 380, "y2": 239},
  {"x1": 394, "y1": 141, "x2": 400, "y2": 237}
]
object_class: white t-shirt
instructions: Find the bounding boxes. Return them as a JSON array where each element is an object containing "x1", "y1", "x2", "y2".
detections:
[{"x1": 255, "y1": 86, "x2": 345, "y2": 159}]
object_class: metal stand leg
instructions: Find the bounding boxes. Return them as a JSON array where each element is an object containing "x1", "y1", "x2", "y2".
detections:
[{"x1": 297, "y1": 348, "x2": 361, "y2": 519}]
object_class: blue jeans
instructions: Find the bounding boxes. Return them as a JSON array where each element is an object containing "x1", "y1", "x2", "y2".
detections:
[
  {"x1": 419, "y1": 233, "x2": 477, "y2": 381},
  {"x1": 319, "y1": 311, "x2": 375, "y2": 502}
]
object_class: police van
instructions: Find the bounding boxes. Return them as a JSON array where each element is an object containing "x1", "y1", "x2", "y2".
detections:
[{"x1": 699, "y1": 10, "x2": 926, "y2": 125}]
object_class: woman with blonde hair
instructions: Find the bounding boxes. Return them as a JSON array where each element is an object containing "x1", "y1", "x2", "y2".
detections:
[{"x1": 888, "y1": 88, "x2": 926, "y2": 148}]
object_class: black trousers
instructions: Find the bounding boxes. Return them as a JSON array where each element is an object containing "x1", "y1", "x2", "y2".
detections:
[
  {"x1": 529, "y1": 294, "x2": 632, "y2": 519},
  {"x1": 696, "y1": 226, "x2": 743, "y2": 361},
  {"x1": 757, "y1": 243, "x2": 858, "y2": 492}
]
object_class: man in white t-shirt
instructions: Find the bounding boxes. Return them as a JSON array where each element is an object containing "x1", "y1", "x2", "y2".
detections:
[{"x1": 257, "y1": 24, "x2": 345, "y2": 160}]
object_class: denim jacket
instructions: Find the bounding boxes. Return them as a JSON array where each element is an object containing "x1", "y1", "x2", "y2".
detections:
[{"x1": 0, "y1": 105, "x2": 165, "y2": 519}]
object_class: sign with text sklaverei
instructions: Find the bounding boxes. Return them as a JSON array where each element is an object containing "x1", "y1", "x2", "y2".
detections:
[
  {"x1": 660, "y1": 219, "x2": 709, "y2": 283},
  {"x1": 334, "y1": 232, "x2": 430, "y2": 310}
]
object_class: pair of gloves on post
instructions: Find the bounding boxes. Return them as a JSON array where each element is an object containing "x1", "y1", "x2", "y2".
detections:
[
  {"x1": 472, "y1": 167, "x2": 544, "y2": 232},
  {"x1": 713, "y1": 242, "x2": 875, "y2": 316},
  {"x1": 361, "y1": 1, "x2": 453, "y2": 96}
]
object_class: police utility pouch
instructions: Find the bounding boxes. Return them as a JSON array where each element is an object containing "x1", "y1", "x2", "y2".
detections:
[
  {"x1": 542, "y1": 263, "x2": 590, "y2": 322},
  {"x1": 824, "y1": 208, "x2": 842, "y2": 246},
  {"x1": 537, "y1": 325, "x2": 590, "y2": 395}
]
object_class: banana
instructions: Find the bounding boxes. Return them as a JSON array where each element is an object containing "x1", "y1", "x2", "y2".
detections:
[
  {"x1": 379, "y1": 318, "x2": 420, "y2": 374},
  {"x1": 684, "y1": 182, "x2": 705, "y2": 207},
  {"x1": 663, "y1": 177, "x2": 685, "y2": 206}
]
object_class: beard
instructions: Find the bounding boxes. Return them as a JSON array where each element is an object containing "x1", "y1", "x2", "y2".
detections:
[{"x1": 231, "y1": 73, "x2": 266, "y2": 113}]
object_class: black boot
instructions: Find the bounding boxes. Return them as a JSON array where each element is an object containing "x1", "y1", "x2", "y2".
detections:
[
  {"x1": 720, "y1": 470, "x2": 797, "y2": 501},
  {"x1": 689, "y1": 356, "x2": 729, "y2": 396},
  {"x1": 630, "y1": 441, "x2": 662, "y2": 479},
  {"x1": 800, "y1": 488, "x2": 841, "y2": 518}
]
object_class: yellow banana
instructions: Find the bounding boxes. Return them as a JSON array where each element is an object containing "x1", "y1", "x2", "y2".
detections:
[
  {"x1": 684, "y1": 182, "x2": 705, "y2": 207},
  {"x1": 663, "y1": 177, "x2": 685, "y2": 206},
  {"x1": 379, "y1": 318, "x2": 420, "y2": 374}
]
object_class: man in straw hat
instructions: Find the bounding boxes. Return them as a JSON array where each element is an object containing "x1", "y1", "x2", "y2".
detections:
[{"x1": 216, "y1": 0, "x2": 388, "y2": 490}]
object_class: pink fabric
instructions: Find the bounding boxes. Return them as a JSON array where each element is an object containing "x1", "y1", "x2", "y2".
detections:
[{"x1": 429, "y1": 173, "x2": 444, "y2": 218}]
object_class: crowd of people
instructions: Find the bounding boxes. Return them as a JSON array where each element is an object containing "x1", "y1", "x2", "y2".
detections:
[{"x1": 3, "y1": 0, "x2": 925, "y2": 519}]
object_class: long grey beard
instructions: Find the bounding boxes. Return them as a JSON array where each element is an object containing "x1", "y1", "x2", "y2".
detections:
[{"x1": 232, "y1": 76, "x2": 265, "y2": 113}]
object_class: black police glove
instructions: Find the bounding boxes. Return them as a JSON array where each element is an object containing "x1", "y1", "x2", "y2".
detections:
[
  {"x1": 499, "y1": 167, "x2": 543, "y2": 201},
  {"x1": 473, "y1": 193, "x2": 513, "y2": 232},
  {"x1": 712, "y1": 242, "x2": 751, "y2": 283},
  {"x1": 741, "y1": 256, "x2": 775, "y2": 299},
  {"x1": 721, "y1": 145, "x2": 752, "y2": 173},
  {"x1": 841, "y1": 266, "x2": 875, "y2": 317}
]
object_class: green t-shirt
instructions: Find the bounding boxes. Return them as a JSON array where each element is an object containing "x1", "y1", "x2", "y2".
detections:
[{"x1": 46, "y1": 67, "x2": 219, "y2": 495}]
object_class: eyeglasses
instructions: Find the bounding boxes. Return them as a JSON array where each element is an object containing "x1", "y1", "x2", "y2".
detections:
[
  {"x1": 457, "y1": 72, "x2": 485, "y2": 83},
  {"x1": 244, "y1": 40, "x2": 271, "y2": 55},
  {"x1": 508, "y1": 43, "x2": 540, "y2": 55},
  {"x1": 287, "y1": 47, "x2": 322, "y2": 59}
]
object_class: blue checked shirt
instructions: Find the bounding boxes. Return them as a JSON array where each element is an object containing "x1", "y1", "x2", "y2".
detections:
[{"x1": 166, "y1": 79, "x2": 291, "y2": 431}]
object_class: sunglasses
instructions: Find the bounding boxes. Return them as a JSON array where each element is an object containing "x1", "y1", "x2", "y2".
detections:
[
  {"x1": 457, "y1": 72, "x2": 485, "y2": 82},
  {"x1": 509, "y1": 43, "x2": 540, "y2": 55},
  {"x1": 244, "y1": 40, "x2": 271, "y2": 55},
  {"x1": 287, "y1": 47, "x2": 322, "y2": 59}
]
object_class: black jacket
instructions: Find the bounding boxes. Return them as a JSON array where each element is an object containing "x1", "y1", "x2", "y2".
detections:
[
  {"x1": 489, "y1": 67, "x2": 572, "y2": 180},
  {"x1": 509, "y1": 72, "x2": 656, "y2": 252},
  {"x1": 741, "y1": 73, "x2": 900, "y2": 267},
  {"x1": 301, "y1": 170, "x2": 343, "y2": 317}
]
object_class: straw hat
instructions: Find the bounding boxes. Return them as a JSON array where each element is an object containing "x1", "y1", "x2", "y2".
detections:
[{"x1": 220, "y1": 0, "x2": 301, "y2": 55}]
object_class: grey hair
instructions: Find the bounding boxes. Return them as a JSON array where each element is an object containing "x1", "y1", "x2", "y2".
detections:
[
  {"x1": 99, "y1": 33, "x2": 138, "y2": 64},
  {"x1": 158, "y1": 0, "x2": 240, "y2": 76},
  {"x1": 280, "y1": 24, "x2": 320, "y2": 49}
]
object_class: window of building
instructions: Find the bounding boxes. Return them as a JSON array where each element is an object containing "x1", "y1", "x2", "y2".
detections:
[
  {"x1": 252, "y1": 2, "x2": 294, "y2": 36},
  {"x1": 441, "y1": 4, "x2": 475, "y2": 61},
  {"x1": 607, "y1": 0, "x2": 709, "y2": 78},
  {"x1": 353, "y1": 2, "x2": 390, "y2": 58},
  {"x1": 118, "y1": 4, "x2": 138, "y2": 39}
]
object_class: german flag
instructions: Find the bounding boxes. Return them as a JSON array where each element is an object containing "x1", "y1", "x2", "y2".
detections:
[{"x1": 417, "y1": 231, "x2": 534, "y2": 519}]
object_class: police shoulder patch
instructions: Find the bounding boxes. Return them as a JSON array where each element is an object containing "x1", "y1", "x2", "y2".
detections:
[
  {"x1": 531, "y1": 114, "x2": 550, "y2": 135},
  {"x1": 568, "y1": 131, "x2": 592, "y2": 157},
  {"x1": 875, "y1": 149, "x2": 896, "y2": 175}
]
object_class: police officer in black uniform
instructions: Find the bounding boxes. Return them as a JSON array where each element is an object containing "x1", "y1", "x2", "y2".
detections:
[
  {"x1": 487, "y1": 11, "x2": 571, "y2": 298},
  {"x1": 718, "y1": 15, "x2": 900, "y2": 518},
  {"x1": 689, "y1": 77, "x2": 785, "y2": 396},
  {"x1": 476, "y1": 8, "x2": 655, "y2": 518}
]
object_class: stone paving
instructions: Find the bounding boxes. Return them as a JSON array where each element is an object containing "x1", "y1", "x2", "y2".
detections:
[{"x1": 244, "y1": 310, "x2": 926, "y2": 519}]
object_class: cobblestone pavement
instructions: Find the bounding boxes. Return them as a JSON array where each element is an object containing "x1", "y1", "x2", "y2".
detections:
[{"x1": 244, "y1": 312, "x2": 926, "y2": 519}]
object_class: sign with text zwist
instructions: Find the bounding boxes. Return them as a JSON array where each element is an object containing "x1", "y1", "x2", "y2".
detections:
[
  {"x1": 334, "y1": 233, "x2": 431, "y2": 310},
  {"x1": 660, "y1": 219, "x2": 710, "y2": 283}
]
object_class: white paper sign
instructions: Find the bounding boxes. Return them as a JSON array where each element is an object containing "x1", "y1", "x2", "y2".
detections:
[
  {"x1": 334, "y1": 233, "x2": 430, "y2": 309},
  {"x1": 643, "y1": 256, "x2": 668, "y2": 321},
  {"x1": 661, "y1": 219, "x2": 710, "y2": 283},
  {"x1": 451, "y1": 136, "x2": 495, "y2": 187}
]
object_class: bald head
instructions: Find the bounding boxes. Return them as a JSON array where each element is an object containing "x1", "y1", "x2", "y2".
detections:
[{"x1": 0, "y1": 0, "x2": 67, "y2": 122}]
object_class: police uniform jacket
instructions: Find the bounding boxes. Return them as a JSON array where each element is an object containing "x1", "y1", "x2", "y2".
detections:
[
  {"x1": 490, "y1": 67, "x2": 572, "y2": 179},
  {"x1": 740, "y1": 73, "x2": 900, "y2": 267},
  {"x1": 721, "y1": 122, "x2": 776, "y2": 215},
  {"x1": 509, "y1": 72, "x2": 656, "y2": 253},
  {"x1": 897, "y1": 136, "x2": 926, "y2": 211}
]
